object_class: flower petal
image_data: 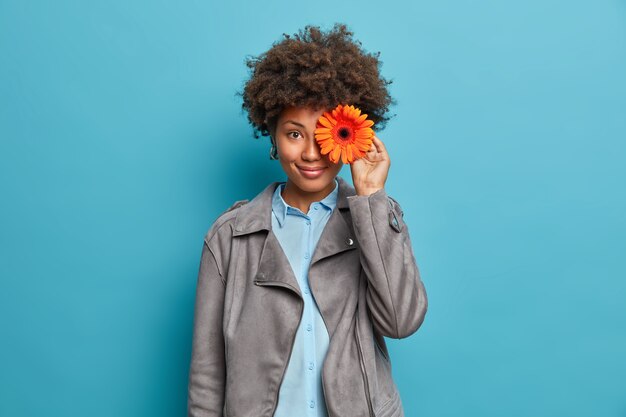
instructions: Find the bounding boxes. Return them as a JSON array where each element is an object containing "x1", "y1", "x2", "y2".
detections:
[
  {"x1": 346, "y1": 144, "x2": 354, "y2": 162},
  {"x1": 356, "y1": 141, "x2": 372, "y2": 151},
  {"x1": 341, "y1": 147, "x2": 349, "y2": 164},
  {"x1": 315, "y1": 134, "x2": 332, "y2": 140},
  {"x1": 355, "y1": 127, "x2": 374, "y2": 137},
  {"x1": 330, "y1": 145, "x2": 341, "y2": 163},
  {"x1": 318, "y1": 116, "x2": 333, "y2": 129},
  {"x1": 358, "y1": 119, "x2": 374, "y2": 128},
  {"x1": 355, "y1": 114, "x2": 368, "y2": 124}
]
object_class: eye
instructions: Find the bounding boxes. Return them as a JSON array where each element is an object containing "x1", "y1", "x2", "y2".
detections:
[{"x1": 287, "y1": 131, "x2": 303, "y2": 139}]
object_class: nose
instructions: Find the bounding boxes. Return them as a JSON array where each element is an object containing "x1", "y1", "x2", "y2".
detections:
[{"x1": 302, "y1": 136, "x2": 322, "y2": 161}]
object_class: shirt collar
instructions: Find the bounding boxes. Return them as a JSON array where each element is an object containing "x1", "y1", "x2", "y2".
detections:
[
  {"x1": 233, "y1": 176, "x2": 355, "y2": 236},
  {"x1": 272, "y1": 178, "x2": 339, "y2": 228}
]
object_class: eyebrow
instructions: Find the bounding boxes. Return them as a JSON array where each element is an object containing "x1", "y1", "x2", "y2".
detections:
[{"x1": 282, "y1": 120, "x2": 306, "y2": 128}]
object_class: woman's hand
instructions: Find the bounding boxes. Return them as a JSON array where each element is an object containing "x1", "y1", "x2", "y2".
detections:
[{"x1": 350, "y1": 135, "x2": 391, "y2": 196}]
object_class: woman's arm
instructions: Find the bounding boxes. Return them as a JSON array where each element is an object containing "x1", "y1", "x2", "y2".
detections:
[
  {"x1": 347, "y1": 189, "x2": 428, "y2": 339},
  {"x1": 348, "y1": 135, "x2": 428, "y2": 339},
  {"x1": 188, "y1": 238, "x2": 226, "y2": 417}
]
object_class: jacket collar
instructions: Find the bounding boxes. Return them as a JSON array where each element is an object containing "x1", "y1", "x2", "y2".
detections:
[
  {"x1": 247, "y1": 175, "x2": 360, "y2": 295},
  {"x1": 233, "y1": 175, "x2": 355, "y2": 236}
]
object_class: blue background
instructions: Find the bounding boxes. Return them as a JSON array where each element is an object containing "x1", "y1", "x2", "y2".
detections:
[{"x1": 1, "y1": 1, "x2": 625, "y2": 416}]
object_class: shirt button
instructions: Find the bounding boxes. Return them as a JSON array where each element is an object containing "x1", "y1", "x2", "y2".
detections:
[
  {"x1": 304, "y1": 287, "x2": 310, "y2": 294},
  {"x1": 306, "y1": 324, "x2": 312, "y2": 331},
  {"x1": 304, "y1": 253, "x2": 310, "y2": 259},
  {"x1": 313, "y1": 204, "x2": 319, "y2": 210},
  {"x1": 308, "y1": 361, "x2": 314, "y2": 370},
  {"x1": 309, "y1": 400, "x2": 315, "y2": 408}
]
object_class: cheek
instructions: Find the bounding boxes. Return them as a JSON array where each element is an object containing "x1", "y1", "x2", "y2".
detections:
[
  {"x1": 278, "y1": 147, "x2": 296, "y2": 162},
  {"x1": 277, "y1": 140, "x2": 300, "y2": 162},
  {"x1": 328, "y1": 159, "x2": 343, "y2": 171}
]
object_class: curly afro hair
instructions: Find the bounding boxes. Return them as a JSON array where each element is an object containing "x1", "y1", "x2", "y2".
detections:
[{"x1": 238, "y1": 23, "x2": 395, "y2": 143}]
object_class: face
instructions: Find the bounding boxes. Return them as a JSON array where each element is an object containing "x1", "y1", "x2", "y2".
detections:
[{"x1": 274, "y1": 105, "x2": 343, "y2": 201}]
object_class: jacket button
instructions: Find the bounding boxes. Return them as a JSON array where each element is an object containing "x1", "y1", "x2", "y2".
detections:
[
  {"x1": 346, "y1": 237, "x2": 354, "y2": 246},
  {"x1": 309, "y1": 400, "x2": 315, "y2": 408}
]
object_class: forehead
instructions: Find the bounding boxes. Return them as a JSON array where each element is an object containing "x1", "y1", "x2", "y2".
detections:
[{"x1": 278, "y1": 105, "x2": 326, "y2": 123}]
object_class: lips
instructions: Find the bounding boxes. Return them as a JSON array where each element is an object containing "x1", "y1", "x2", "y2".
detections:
[
  {"x1": 298, "y1": 166, "x2": 327, "y2": 171},
  {"x1": 297, "y1": 165, "x2": 327, "y2": 179}
]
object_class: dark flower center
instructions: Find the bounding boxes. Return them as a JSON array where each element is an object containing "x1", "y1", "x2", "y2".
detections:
[{"x1": 338, "y1": 127, "x2": 351, "y2": 139}]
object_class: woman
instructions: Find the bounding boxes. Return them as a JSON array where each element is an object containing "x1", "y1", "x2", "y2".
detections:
[{"x1": 188, "y1": 23, "x2": 428, "y2": 417}]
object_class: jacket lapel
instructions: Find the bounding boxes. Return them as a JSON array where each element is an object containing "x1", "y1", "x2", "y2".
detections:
[
  {"x1": 311, "y1": 176, "x2": 359, "y2": 263},
  {"x1": 310, "y1": 205, "x2": 358, "y2": 265},
  {"x1": 253, "y1": 230, "x2": 302, "y2": 297},
  {"x1": 233, "y1": 176, "x2": 359, "y2": 293}
]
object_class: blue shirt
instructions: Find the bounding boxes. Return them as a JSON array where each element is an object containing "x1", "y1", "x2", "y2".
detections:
[{"x1": 271, "y1": 178, "x2": 339, "y2": 417}]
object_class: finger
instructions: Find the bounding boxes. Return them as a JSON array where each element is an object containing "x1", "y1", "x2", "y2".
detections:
[{"x1": 371, "y1": 135, "x2": 386, "y2": 154}]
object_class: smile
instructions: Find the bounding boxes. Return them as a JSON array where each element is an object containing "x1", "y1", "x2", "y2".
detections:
[{"x1": 297, "y1": 166, "x2": 327, "y2": 179}]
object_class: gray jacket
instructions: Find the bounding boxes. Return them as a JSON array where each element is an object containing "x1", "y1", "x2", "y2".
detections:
[{"x1": 187, "y1": 176, "x2": 428, "y2": 417}]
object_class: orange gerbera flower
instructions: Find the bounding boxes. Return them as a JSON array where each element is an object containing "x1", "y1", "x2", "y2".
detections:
[{"x1": 314, "y1": 104, "x2": 375, "y2": 164}]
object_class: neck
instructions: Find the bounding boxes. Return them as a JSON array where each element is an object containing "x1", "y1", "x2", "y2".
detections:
[{"x1": 281, "y1": 179, "x2": 336, "y2": 214}]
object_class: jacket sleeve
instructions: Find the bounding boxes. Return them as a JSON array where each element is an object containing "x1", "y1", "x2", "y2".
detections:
[
  {"x1": 347, "y1": 188, "x2": 428, "y2": 339},
  {"x1": 187, "y1": 237, "x2": 226, "y2": 417}
]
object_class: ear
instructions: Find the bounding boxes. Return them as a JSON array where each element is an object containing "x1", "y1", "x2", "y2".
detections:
[{"x1": 269, "y1": 135, "x2": 279, "y2": 160}]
